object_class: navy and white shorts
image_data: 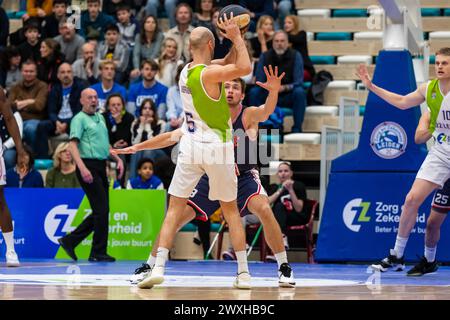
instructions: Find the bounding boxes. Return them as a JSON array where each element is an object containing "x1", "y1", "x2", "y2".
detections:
[
  {"x1": 187, "y1": 169, "x2": 267, "y2": 221},
  {"x1": 432, "y1": 178, "x2": 450, "y2": 214}
]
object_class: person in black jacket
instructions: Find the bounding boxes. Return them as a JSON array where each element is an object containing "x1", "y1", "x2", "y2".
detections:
[
  {"x1": 37, "y1": 38, "x2": 65, "y2": 88},
  {"x1": 36, "y1": 63, "x2": 88, "y2": 158},
  {"x1": 17, "y1": 23, "x2": 42, "y2": 63},
  {"x1": 40, "y1": 0, "x2": 69, "y2": 39},
  {"x1": 0, "y1": 5, "x2": 9, "y2": 49},
  {"x1": 102, "y1": 93, "x2": 134, "y2": 186},
  {"x1": 284, "y1": 14, "x2": 315, "y2": 81}
]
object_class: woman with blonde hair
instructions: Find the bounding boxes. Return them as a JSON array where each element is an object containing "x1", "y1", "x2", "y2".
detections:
[
  {"x1": 155, "y1": 37, "x2": 184, "y2": 88},
  {"x1": 45, "y1": 142, "x2": 80, "y2": 188},
  {"x1": 250, "y1": 15, "x2": 275, "y2": 59},
  {"x1": 283, "y1": 14, "x2": 315, "y2": 81}
]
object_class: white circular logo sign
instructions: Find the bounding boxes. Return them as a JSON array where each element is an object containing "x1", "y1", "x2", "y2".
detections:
[{"x1": 370, "y1": 122, "x2": 407, "y2": 159}]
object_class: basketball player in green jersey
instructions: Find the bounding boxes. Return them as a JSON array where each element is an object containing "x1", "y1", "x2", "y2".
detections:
[
  {"x1": 136, "y1": 16, "x2": 253, "y2": 289},
  {"x1": 356, "y1": 47, "x2": 450, "y2": 272}
]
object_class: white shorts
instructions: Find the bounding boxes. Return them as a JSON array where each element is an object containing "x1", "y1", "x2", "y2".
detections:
[
  {"x1": 0, "y1": 155, "x2": 5, "y2": 186},
  {"x1": 416, "y1": 149, "x2": 450, "y2": 188},
  {"x1": 168, "y1": 136, "x2": 238, "y2": 202}
]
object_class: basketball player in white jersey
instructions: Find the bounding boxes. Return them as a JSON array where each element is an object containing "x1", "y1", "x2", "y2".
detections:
[
  {"x1": 133, "y1": 16, "x2": 252, "y2": 289},
  {"x1": 0, "y1": 88, "x2": 27, "y2": 267},
  {"x1": 115, "y1": 67, "x2": 297, "y2": 288},
  {"x1": 356, "y1": 47, "x2": 450, "y2": 272}
]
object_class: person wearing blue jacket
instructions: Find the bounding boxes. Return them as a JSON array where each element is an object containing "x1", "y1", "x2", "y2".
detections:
[
  {"x1": 126, "y1": 158, "x2": 164, "y2": 190},
  {"x1": 6, "y1": 145, "x2": 44, "y2": 188},
  {"x1": 79, "y1": 0, "x2": 115, "y2": 41}
]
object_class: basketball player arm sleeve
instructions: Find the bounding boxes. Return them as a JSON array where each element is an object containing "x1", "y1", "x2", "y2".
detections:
[
  {"x1": 415, "y1": 110, "x2": 432, "y2": 144},
  {"x1": 368, "y1": 80, "x2": 427, "y2": 110}
]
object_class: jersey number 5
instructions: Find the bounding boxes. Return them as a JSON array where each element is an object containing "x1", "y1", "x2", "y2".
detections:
[{"x1": 185, "y1": 112, "x2": 196, "y2": 133}]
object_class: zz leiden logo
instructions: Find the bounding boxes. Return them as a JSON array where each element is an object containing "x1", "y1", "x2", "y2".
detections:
[{"x1": 343, "y1": 199, "x2": 371, "y2": 232}]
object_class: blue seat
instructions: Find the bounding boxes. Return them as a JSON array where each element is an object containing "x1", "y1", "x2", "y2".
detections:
[
  {"x1": 444, "y1": 9, "x2": 450, "y2": 16},
  {"x1": 280, "y1": 107, "x2": 293, "y2": 116},
  {"x1": 316, "y1": 32, "x2": 352, "y2": 41},
  {"x1": 359, "y1": 105, "x2": 365, "y2": 116},
  {"x1": 303, "y1": 82, "x2": 312, "y2": 89},
  {"x1": 430, "y1": 55, "x2": 436, "y2": 64},
  {"x1": 260, "y1": 134, "x2": 281, "y2": 144},
  {"x1": 421, "y1": 8, "x2": 441, "y2": 16},
  {"x1": 332, "y1": 9, "x2": 367, "y2": 17},
  {"x1": 179, "y1": 222, "x2": 222, "y2": 232},
  {"x1": 423, "y1": 32, "x2": 429, "y2": 40},
  {"x1": 310, "y1": 55, "x2": 336, "y2": 65},
  {"x1": 35, "y1": 159, "x2": 54, "y2": 170}
]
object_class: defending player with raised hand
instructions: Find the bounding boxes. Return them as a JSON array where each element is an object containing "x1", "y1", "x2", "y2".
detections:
[
  {"x1": 114, "y1": 66, "x2": 297, "y2": 288},
  {"x1": 0, "y1": 88, "x2": 28, "y2": 267},
  {"x1": 114, "y1": 14, "x2": 253, "y2": 290},
  {"x1": 356, "y1": 48, "x2": 450, "y2": 272}
]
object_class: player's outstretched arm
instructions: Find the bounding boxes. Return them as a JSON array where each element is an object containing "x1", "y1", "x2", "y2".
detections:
[
  {"x1": 243, "y1": 65, "x2": 285, "y2": 123},
  {"x1": 355, "y1": 64, "x2": 426, "y2": 109},
  {"x1": 203, "y1": 14, "x2": 251, "y2": 82},
  {"x1": 111, "y1": 128, "x2": 184, "y2": 155},
  {"x1": 415, "y1": 111, "x2": 432, "y2": 144}
]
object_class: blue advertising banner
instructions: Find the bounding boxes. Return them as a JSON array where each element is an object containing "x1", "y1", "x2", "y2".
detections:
[
  {"x1": 0, "y1": 188, "x2": 165, "y2": 260},
  {"x1": 314, "y1": 173, "x2": 450, "y2": 262}
]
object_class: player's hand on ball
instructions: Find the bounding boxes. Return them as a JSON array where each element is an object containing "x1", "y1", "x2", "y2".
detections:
[
  {"x1": 256, "y1": 65, "x2": 285, "y2": 92},
  {"x1": 218, "y1": 12, "x2": 241, "y2": 42},
  {"x1": 355, "y1": 64, "x2": 373, "y2": 90}
]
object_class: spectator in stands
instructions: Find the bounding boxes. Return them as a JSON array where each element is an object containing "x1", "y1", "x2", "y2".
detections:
[
  {"x1": 0, "y1": 4, "x2": 9, "y2": 49},
  {"x1": 17, "y1": 23, "x2": 42, "y2": 63},
  {"x1": 41, "y1": 0, "x2": 68, "y2": 39},
  {"x1": 90, "y1": 61, "x2": 127, "y2": 112},
  {"x1": 192, "y1": 0, "x2": 214, "y2": 30},
  {"x1": 7, "y1": 60, "x2": 48, "y2": 154},
  {"x1": 249, "y1": 31, "x2": 306, "y2": 133},
  {"x1": 72, "y1": 43, "x2": 101, "y2": 85},
  {"x1": 268, "y1": 162, "x2": 308, "y2": 250},
  {"x1": 130, "y1": 15, "x2": 164, "y2": 79},
  {"x1": 275, "y1": 0, "x2": 293, "y2": 28},
  {"x1": 37, "y1": 38, "x2": 65, "y2": 87},
  {"x1": 250, "y1": 15, "x2": 274, "y2": 59},
  {"x1": 54, "y1": 19, "x2": 86, "y2": 64},
  {"x1": 116, "y1": 4, "x2": 140, "y2": 50},
  {"x1": 127, "y1": 59, "x2": 168, "y2": 118},
  {"x1": 97, "y1": 24, "x2": 130, "y2": 84},
  {"x1": 22, "y1": 0, "x2": 53, "y2": 22},
  {"x1": 165, "y1": 3, "x2": 194, "y2": 63},
  {"x1": 144, "y1": 0, "x2": 178, "y2": 29},
  {"x1": 6, "y1": 145, "x2": 44, "y2": 188},
  {"x1": 45, "y1": 142, "x2": 80, "y2": 188},
  {"x1": 0, "y1": 47, "x2": 23, "y2": 92},
  {"x1": 284, "y1": 15, "x2": 315, "y2": 82},
  {"x1": 155, "y1": 37, "x2": 184, "y2": 87},
  {"x1": 210, "y1": 6, "x2": 231, "y2": 60},
  {"x1": 0, "y1": 105, "x2": 23, "y2": 169},
  {"x1": 102, "y1": 0, "x2": 136, "y2": 17},
  {"x1": 129, "y1": 98, "x2": 168, "y2": 179},
  {"x1": 79, "y1": 0, "x2": 116, "y2": 41},
  {"x1": 102, "y1": 93, "x2": 134, "y2": 186},
  {"x1": 40, "y1": 63, "x2": 88, "y2": 158},
  {"x1": 165, "y1": 64, "x2": 184, "y2": 131},
  {"x1": 239, "y1": 0, "x2": 275, "y2": 33},
  {"x1": 127, "y1": 158, "x2": 164, "y2": 189}
]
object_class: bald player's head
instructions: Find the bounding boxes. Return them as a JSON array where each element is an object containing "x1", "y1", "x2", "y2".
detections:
[
  {"x1": 80, "y1": 88, "x2": 98, "y2": 114},
  {"x1": 189, "y1": 27, "x2": 215, "y2": 58}
]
